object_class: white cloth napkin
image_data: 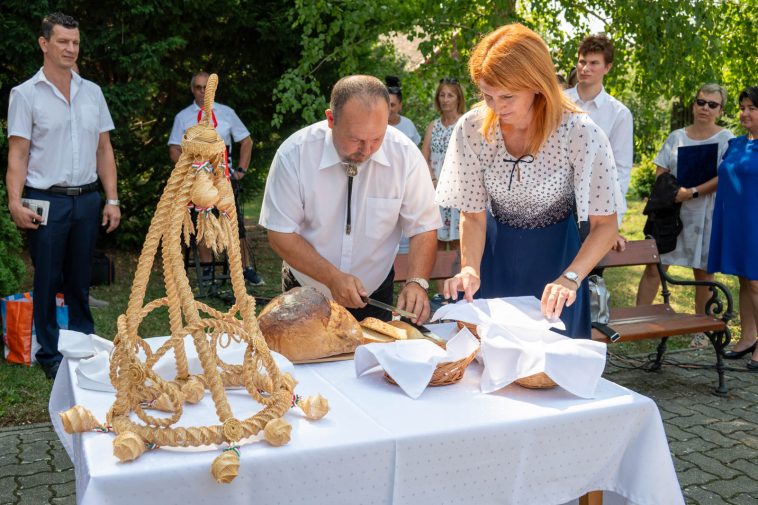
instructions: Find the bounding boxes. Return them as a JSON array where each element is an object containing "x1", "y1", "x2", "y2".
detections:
[
  {"x1": 431, "y1": 296, "x2": 566, "y2": 331},
  {"x1": 58, "y1": 329, "x2": 114, "y2": 358},
  {"x1": 478, "y1": 322, "x2": 607, "y2": 398},
  {"x1": 354, "y1": 329, "x2": 480, "y2": 399},
  {"x1": 65, "y1": 333, "x2": 294, "y2": 392},
  {"x1": 76, "y1": 351, "x2": 116, "y2": 392}
]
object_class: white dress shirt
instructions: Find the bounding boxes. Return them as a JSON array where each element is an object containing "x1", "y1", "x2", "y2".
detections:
[
  {"x1": 260, "y1": 121, "x2": 441, "y2": 297},
  {"x1": 565, "y1": 86, "x2": 633, "y2": 223},
  {"x1": 168, "y1": 102, "x2": 250, "y2": 161},
  {"x1": 7, "y1": 68, "x2": 114, "y2": 189}
]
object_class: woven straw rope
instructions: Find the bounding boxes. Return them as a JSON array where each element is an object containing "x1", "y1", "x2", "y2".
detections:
[{"x1": 107, "y1": 74, "x2": 291, "y2": 447}]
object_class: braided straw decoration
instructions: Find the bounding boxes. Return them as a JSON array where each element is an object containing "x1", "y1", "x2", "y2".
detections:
[{"x1": 61, "y1": 74, "x2": 297, "y2": 477}]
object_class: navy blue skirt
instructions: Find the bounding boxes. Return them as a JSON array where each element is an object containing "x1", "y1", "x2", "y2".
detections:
[{"x1": 479, "y1": 211, "x2": 591, "y2": 339}]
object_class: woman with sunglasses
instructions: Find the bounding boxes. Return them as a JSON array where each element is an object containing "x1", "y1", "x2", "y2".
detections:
[
  {"x1": 421, "y1": 78, "x2": 466, "y2": 302},
  {"x1": 636, "y1": 84, "x2": 734, "y2": 322},
  {"x1": 436, "y1": 24, "x2": 623, "y2": 337},
  {"x1": 708, "y1": 86, "x2": 758, "y2": 369}
]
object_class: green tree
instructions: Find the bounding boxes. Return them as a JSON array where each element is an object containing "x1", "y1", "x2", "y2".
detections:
[{"x1": 1, "y1": 0, "x2": 303, "y2": 248}]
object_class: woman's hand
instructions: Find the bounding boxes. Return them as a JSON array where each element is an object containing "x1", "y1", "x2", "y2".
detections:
[
  {"x1": 674, "y1": 187, "x2": 693, "y2": 203},
  {"x1": 443, "y1": 266, "x2": 480, "y2": 302},
  {"x1": 540, "y1": 276, "x2": 578, "y2": 320}
]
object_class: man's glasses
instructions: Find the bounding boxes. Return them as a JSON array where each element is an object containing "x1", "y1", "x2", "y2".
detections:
[
  {"x1": 695, "y1": 98, "x2": 721, "y2": 109},
  {"x1": 440, "y1": 77, "x2": 458, "y2": 84}
]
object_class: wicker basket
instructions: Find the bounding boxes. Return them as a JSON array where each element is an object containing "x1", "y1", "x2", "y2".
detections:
[
  {"x1": 514, "y1": 372, "x2": 557, "y2": 389},
  {"x1": 455, "y1": 320, "x2": 480, "y2": 339},
  {"x1": 384, "y1": 345, "x2": 479, "y2": 388}
]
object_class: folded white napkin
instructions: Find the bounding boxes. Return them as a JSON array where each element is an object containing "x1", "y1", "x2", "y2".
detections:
[
  {"x1": 68, "y1": 333, "x2": 294, "y2": 392},
  {"x1": 478, "y1": 322, "x2": 606, "y2": 398},
  {"x1": 58, "y1": 329, "x2": 114, "y2": 358},
  {"x1": 431, "y1": 296, "x2": 565, "y2": 331},
  {"x1": 76, "y1": 351, "x2": 116, "y2": 392},
  {"x1": 355, "y1": 329, "x2": 480, "y2": 399}
]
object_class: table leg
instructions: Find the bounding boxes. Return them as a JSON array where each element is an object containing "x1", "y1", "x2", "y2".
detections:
[{"x1": 579, "y1": 490, "x2": 603, "y2": 505}]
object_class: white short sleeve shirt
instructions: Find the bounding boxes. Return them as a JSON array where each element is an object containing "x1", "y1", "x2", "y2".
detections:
[
  {"x1": 168, "y1": 102, "x2": 250, "y2": 161},
  {"x1": 7, "y1": 68, "x2": 115, "y2": 189},
  {"x1": 391, "y1": 115, "x2": 421, "y2": 145},
  {"x1": 565, "y1": 86, "x2": 633, "y2": 222},
  {"x1": 259, "y1": 121, "x2": 441, "y2": 297}
]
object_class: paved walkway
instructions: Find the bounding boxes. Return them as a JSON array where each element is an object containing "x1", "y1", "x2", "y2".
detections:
[{"x1": 1, "y1": 348, "x2": 756, "y2": 505}]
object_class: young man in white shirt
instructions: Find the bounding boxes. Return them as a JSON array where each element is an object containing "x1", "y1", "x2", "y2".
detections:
[
  {"x1": 565, "y1": 34, "x2": 633, "y2": 249},
  {"x1": 6, "y1": 12, "x2": 120, "y2": 379},
  {"x1": 260, "y1": 75, "x2": 441, "y2": 323},
  {"x1": 168, "y1": 71, "x2": 264, "y2": 286}
]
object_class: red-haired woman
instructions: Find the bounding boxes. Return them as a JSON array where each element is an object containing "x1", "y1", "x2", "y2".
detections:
[{"x1": 436, "y1": 24, "x2": 623, "y2": 338}]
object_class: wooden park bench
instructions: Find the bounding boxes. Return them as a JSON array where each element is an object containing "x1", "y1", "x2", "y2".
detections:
[
  {"x1": 393, "y1": 249, "x2": 460, "y2": 284},
  {"x1": 591, "y1": 239, "x2": 734, "y2": 395}
]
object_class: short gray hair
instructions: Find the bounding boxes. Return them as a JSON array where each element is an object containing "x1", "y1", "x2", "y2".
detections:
[
  {"x1": 191, "y1": 71, "x2": 210, "y2": 90},
  {"x1": 697, "y1": 83, "x2": 727, "y2": 108},
  {"x1": 330, "y1": 75, "x2": 390, "y2": 122}
]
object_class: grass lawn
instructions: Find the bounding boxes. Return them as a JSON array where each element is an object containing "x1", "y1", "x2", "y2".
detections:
[{"x1": 0, "y1": 197, "x2": 742, "y2": 426}]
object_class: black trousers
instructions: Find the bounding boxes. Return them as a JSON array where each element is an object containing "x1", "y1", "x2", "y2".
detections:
[
  {"x1": 25, "y1": 188, "x2": 101, "y2": 366},
  {"x1": 282, "y1": 265, "x2": 395, "y2": 322}
]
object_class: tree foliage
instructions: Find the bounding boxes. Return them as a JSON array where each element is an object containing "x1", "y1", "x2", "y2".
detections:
[
  {"x1": 1, "y1": 0, "x2": 755, "y2": 257},
  {"x1": 1, "y1": 0, "x2": 303, "y2": 248}
]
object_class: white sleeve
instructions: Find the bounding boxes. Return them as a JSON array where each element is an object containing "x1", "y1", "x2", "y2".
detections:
[
  {"x1": 653, "y1": 132, "x2": 675, "y2": 172},
  {"x1": 167, "y1": 113, "x2": 185, "y2": 146},
  {"x1": 435, "y1": 113, "x2": 488, "y2": 213},
  {"x1": 7, "y1": 89, "x2": 32, "y2": 140},
  {"x1": 228, "y1": 109, "x2": 251, "y2": 142},
  {"x1": 609, "y1": 107, "x2": 633, "y2": 197},
  {"x1": 97, "y1": 87, "x2": 115, "y2": 133},
  {"x1": 258, "y1": 148, "x2": 304, "y2": 233},
  {"x1": 400, "y1": 146, "x2": 442, "y2": 236},
  {"x1": 569, "y1": 115, "x2": 623, "y2": 222}
]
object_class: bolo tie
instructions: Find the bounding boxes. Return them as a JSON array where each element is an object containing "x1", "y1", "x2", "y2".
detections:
[
  {"x1": 342, "y1": 162, "x2": 358, "y2": 235},
  {"x1": 504, "y1": 154, "x2": 535, "y2": 190}
]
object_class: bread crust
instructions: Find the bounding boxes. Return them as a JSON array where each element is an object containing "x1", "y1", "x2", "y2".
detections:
[
  {"x1": 259, "y1": 287, "x2": 364, "y2": 361},
  {"x1": 360, "y1": 317, "x2": 407, "y2": 340}
]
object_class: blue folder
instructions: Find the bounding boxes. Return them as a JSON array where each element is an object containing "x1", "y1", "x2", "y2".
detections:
[{"x1": 676, "y1": 143, "x2": 718, "y2": 188}]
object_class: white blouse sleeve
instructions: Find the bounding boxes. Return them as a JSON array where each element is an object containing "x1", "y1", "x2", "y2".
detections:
[
  {"x1": 568, "y1": 114, "x2": 623, "y2": 222},
  {"x1": 435, "y1": 111, "x2": 488, "y2": 213},
  {"x1": 653, "y1": 131, "x2": 676, "y2": 172}
]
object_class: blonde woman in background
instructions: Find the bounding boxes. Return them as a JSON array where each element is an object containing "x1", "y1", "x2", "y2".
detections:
[{"x1": 421, "y1": 78, "x2": 466, "y2": 303}]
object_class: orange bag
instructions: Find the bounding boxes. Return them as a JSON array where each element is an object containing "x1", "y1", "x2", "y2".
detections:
[{"x1": 1, "y1": 292, "x2": 34, "y2": 365}]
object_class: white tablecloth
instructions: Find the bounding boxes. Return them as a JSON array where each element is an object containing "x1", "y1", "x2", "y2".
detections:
[{"x1": 50, "y1": 338, "x2": 683, "y2": 505}]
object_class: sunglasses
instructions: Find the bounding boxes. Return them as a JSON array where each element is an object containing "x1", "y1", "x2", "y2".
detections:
[
  {"x1": 695, "y1": 98, "x2": 721, "y2": 110},
  {"x1": 440, "y1": 77, "x2": 458, "y2": 84}
]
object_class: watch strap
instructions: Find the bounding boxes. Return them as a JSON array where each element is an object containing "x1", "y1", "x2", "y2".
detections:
[{"x1": 405, "y1": 277, "x2": 429, "y2": 291}]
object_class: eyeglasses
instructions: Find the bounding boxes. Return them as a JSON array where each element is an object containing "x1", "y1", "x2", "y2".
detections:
[
  {"x1": 695, "y1": 98, "x2": 721, "y2": 109},
  {"x1": 440, "y1": 77, "x2": 458, "y2": 84}
]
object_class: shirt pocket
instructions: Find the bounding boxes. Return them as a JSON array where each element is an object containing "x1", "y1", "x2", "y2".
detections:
[
  {"x1": 365, "y1": 197, "x2": 402, "y2": 240},
  {"x1": 78, "y1": 104, "x2": 101, "y2": 134}
]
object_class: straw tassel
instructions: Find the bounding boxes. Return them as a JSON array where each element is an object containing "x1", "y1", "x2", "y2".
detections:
[
  {"x1": 211, "y1": 446, "x2": 240, "y2": 484},
  {"x1": 113, "y1": 431, "x2": 147, "y2": 462},
  {"x1": 59, "y1": 405, "x2": 104, "y2": 433}
]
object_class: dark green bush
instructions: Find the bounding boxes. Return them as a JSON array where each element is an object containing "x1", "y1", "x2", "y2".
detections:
[{"x1": 0, "y1": 183, "x2": 26, "y2": 296}]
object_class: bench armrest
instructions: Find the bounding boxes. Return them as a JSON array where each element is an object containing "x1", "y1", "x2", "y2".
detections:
[{"x1": 657, "y1": 264, "x2": 735, "y2": 324}]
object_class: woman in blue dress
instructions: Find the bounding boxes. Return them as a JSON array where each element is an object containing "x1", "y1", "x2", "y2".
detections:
[
  {"x1": 435, "y1": 24, "x2": 623, "y2": 338},
  {"x1": 708, "y1": 86, "x2": 758, "y2": 370}
]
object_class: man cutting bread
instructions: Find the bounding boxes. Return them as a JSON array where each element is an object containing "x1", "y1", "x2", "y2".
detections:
[{"x1": 260, "y1": 75, "x2": 441, "y2": 324}]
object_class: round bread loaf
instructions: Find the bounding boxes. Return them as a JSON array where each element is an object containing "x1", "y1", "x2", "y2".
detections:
[{"x1": 258, "y1": 287, "x2": 364, "y2": 361}]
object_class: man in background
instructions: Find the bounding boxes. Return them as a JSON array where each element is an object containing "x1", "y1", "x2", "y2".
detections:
[
  {"x1": 565, "y1": 33, "x2": 633, "y2": 248},
  {"x1": 168, "y1": 71, "x2": 264, "y2": 286},
  {"x1": 6, "y1": 12, "x2": 121, "y2": 379}
]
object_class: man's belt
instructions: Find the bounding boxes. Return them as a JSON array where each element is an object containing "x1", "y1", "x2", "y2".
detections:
[{"x1": 28, "y1": 182, "x2": 100, "y2": 196}]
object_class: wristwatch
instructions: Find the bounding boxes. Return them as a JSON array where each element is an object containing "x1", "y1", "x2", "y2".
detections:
[
  {"x1": 105, "y1": 199, "x2": 120, "y2": 206},
  {"x1": 405, "y1": 277, "x2": 430, "y2": 291},
  {"x1": 563, "y1": 271, "x2": 581, "y2": 289},
  {"x1": 236, "y1": 166, "x2": 247, "y2": 174},
  {"x1": 690, "y1": 187, "x2": 699, "y2": 198}
]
